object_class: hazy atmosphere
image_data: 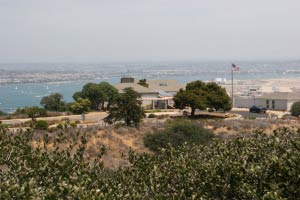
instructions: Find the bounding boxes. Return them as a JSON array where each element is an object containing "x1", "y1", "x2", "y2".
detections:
[
  {"x1": 2, "y1": 1, "x2": 300, "y2": 199},
  {"x1": 1, "y1": 0, "x2": 300, "y2": 62}
]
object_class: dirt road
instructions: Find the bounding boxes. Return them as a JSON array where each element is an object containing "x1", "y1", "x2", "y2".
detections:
[{"x1": 1, "y1": 112, "x2": 108, "y2": 125}]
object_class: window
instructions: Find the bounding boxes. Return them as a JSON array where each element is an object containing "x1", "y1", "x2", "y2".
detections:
[
  {"x1": 272, "y1": 100, "x2": 275, "y2": 109},
  {"x1": 266, "y1": 100, "x2": 270, "y2": 109}
]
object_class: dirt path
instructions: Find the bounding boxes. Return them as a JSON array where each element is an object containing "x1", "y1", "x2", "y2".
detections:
[{"x1": 1, "y1": 112, "x2": 108, "y2": 125}]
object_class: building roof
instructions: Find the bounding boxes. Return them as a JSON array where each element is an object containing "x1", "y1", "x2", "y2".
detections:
[
  {"x1": 115, "y1": 82, "x2": 158, "y2": 94},
  {"x1": 115, "y1": 79, "x2": 185, "y2": 95},
  {"x1": 145, "y1": 80, "x2": 185, "y2": 92},
  {"x1": 260, "y1": 92, "x2": 300, "y2": 100}
]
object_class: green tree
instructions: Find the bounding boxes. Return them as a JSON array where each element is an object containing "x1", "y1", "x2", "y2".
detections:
[
  {"x1": 40, "y1": 93, "x2": 65, "y2": 111},
  {"x1": 104, "y1": 88, "x2": 145, "y2": 126},
  {"x1": 98, "y1": 82, "x2": 119, "y2": 110},
  {"x1": 174, "y1": 81, "x2": 207, "y2": 116},
  {"x1": 174, "y1": 80, "x2": 232, "y2": 116},
  {"x1": 77, "y1": 82, "x2": 119, "y2": 110},
  {"x1": 72, "y1": 91, "x2": 83, "y2": 101},
  {"x1": 27, "y1": 107, "x2": 47, "y2": 120},
  {"x1": 205, "y1": 82, "x2": 232, "y2": 112},
  {"x1": 69, "y1": 98, "x2": 91, "y2": 114},
  {"x1": 137, "y1": 79, "x2": 148, "y2": 87},
  {"x1": 290, "y1": 101, "x2": 300, "y2": 117},
  {"x1": 80, "y1": 83, "x2": 103, "y2": 110},
  {"x1": 15, "y1": 106, "x2": 47, "y2": 120}
]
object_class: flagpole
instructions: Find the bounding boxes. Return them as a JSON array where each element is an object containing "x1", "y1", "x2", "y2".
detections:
[{"x1": 231, "y1": 65, "x2": 234, "y2": 108}]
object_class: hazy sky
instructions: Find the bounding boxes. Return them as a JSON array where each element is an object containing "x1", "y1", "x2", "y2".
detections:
[{"x1": 0, "y1": 0, "x2": 299, "y2": 62}]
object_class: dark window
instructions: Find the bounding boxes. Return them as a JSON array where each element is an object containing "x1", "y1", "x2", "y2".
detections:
[
  {"x1": 272, "y1": 100, "x2": 275, "y2": 109},
  {"x1": 266, "y1": 100, "x2": 270, "y2": 108}
]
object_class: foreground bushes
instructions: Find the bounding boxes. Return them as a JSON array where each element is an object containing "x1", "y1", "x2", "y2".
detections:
[
  {"x1": 1, "y1": 127, "x2": 300, "y2": 199},
  {"x1": 291, "y1": 101, "x2": 300, "y2": 117},
  {"x1": 144, "y1": 120, "x2": 214, "y2": 152}
]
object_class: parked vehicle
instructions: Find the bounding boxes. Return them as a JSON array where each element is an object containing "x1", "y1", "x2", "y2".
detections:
[{"x1": 249, "y1": 106, "x2": 267, "y2": 113}]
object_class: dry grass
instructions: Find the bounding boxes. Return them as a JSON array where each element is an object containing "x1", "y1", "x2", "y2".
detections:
[
  {"x1": 200, "y1": 118, "x2": 300, "y2": 136},
  {"x1": 25, "y1": 116, "x2": 300, "y2": 169},
  {"x1": 30, "y1": 123, "x2": 158, "y2": 169}
]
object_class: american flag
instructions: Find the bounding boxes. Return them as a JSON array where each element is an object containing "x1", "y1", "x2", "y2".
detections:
[{"x1": 232, "y1": 64, "x2": 240, "y2": 71}]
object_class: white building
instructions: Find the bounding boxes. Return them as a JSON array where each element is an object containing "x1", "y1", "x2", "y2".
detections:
[{"x1": 235, "y1": 92, "x2": 300, "y2": 111}]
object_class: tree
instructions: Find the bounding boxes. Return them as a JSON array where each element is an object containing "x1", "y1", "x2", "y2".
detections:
[
  {"x1": 98, "y1": 82, "x2": 119, "y2": 110},
  {"x1": 205, "y1": 82, "x2": 232, "y2": 112},
  {"x1": 15, "y1": 106, "x2": 47, "y2": 120},
  {"x1": 40, "y1": 93, "x2": 65, "y2": 111},
  {"x1": 174, "y1": 81, "x2": 207, "y2": 116},
  {"x1": 80, "y1": 83, "x2": 102, "y2": 110},
  {"x1": 104, "y1": 88, "x2": 145, "y2": 126},
  {"x1": 290, "y1": 101, "x2": 300, "y2": 117},
  {"x1": 76, "y1": 82, "x2": 119, "y2": 110},
  {"x1": 72, "y1": 91, "x2": 83, "y2": 101},
  {"x1": 69, "y1": 98, "x2": 91, "y2": 114},
  {"x1": 174, "y1": 80, "x2": 232, "y2": 116},
  {"x1": 137, "y1": 79, "x2": 148, "y2": 87}
]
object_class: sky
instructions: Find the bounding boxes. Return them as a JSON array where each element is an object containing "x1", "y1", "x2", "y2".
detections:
[{"x1": 0, "y1": 0, "x2": 299, "y2": 63}]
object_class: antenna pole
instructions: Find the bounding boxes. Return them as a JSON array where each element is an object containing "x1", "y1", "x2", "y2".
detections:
[{"x1": 231, "y1": 66, "x2": 234, "y2": 108}]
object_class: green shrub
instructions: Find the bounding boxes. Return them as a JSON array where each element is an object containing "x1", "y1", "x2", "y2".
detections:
[
  {"x1": 70, "y1": 122, "x2": 77, "y2": 128},
  {"x1": 1, "y1": 127, "x2": 300, "y2": 199},
  {"x1": 15, "y1": 106, "x2": 47, "y2": 119},
  {"x1": 34, "y1": 120, "x2": 49, "y2": 130},
  {"x1": 148, "y1": 113, "x2": 156, "y2": 118},
  {"x1": 69, "y1": 98, "x2": 91, "y2": 114},
  {"x1": 56, "y1": 123, "x2": 64, "y2": 129},
  {"x1": 0, "y1": 123, "x2": 8, "y2": 133},
  {"x1": 144, "y1": 120, "x2": 214, "y2": 152},
  {"x1": 290, "y1": 101, "x2": 300, "y2": 117}
]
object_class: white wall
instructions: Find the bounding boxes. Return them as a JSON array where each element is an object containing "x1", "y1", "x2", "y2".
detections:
[
  {"x1": 268, "y1": 99, "x2": 288, "y2": 111},
  {"x1": 234, "y1": 97, "x2": 256, "y2": 108},
  {"x1": 140, "y1": 93, "x2": 159, "y2": 108},
  {"x1": 235, "y1": 97, "x2": 289, "y2": 111},
  {"x1": 165, "y1": 91, "x2": 177, "y2": 96}
]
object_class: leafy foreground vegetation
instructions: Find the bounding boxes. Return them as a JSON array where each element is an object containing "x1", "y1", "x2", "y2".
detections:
[
  {"x1": 144, "y1": 120, "x2": 214, "y2": 152},
  {"x1": 291, "y1": 101, "x2": 300, "y2": 117},
  {"x1": 1, "y1": 125, "x2": 300, "y2": 199}
]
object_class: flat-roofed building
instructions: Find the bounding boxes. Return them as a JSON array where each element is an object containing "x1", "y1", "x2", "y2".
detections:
[{"x1": 235, "y1": 92, "x2": 300, "y2": 111}]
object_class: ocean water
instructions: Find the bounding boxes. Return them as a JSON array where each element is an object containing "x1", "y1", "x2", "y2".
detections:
[{"x1": 1, "y1": 61, "x2": 300, "y2": 113}]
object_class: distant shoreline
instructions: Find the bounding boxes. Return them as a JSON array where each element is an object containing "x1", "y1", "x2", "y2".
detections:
[
  {"x1": 1, "y1": 76, "x2": 300, "y2": 113},
  {"x1": 2, "y1": 76, "x2": 300, "y2": 86}
]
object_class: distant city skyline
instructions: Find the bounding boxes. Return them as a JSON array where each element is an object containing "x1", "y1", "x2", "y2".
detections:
[{"x1": 1, "y1": 0, "x2": 300, "y2": 63}]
